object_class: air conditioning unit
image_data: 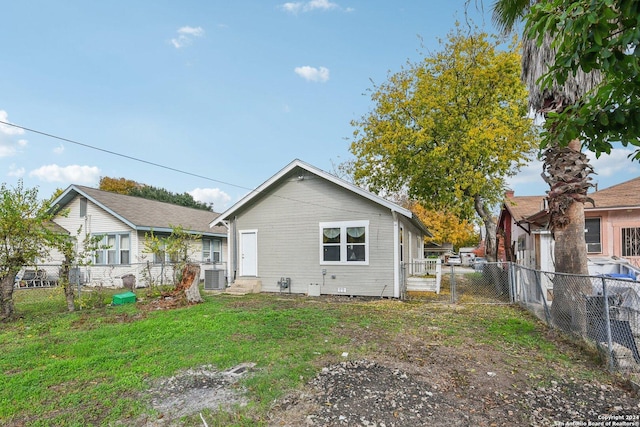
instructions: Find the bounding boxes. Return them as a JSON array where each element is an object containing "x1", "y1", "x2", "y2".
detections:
[
  {"x1": 204, "y1": 269, "x2": 225, "y2": 290},
  {"x1": 587, "y1": 243, "x2": 602, "y2": 253}
]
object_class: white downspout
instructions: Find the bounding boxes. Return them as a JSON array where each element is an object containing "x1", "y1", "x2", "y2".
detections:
[
  {"x1": 222, "y1": 220, "x2": 231, "y2": 285},
  {"x1": 392, "y1": 211, "x2": 400, "y2": 298}
]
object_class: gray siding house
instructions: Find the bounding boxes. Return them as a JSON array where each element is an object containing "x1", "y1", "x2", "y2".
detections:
[{"x1": 211, "y1": 159, "x2": 430, "y2": 298}]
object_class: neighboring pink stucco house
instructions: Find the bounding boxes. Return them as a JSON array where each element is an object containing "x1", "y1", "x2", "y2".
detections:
[
  {"x1": 498, "y1": 176, "x2": 640, "y2": 272},
  {"x1": 585, "y1": 177, "x2": 640, "y2": 268}
]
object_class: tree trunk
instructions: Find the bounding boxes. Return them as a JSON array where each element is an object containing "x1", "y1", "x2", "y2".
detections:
[
  {"x1": 552, "y1": 199, "x2": 589, "y2": 276},
  {"x1": 60, "y1": 261, "x2": 75, "y2": 312},
  {"x1": 1, "y1": 273, "x2": 17, "y2": 321},
  {"x1": 474, "y1": 195, "x2": 498, "y2": 262},
  {"x1": 545, "y1": 139, "x2": 593, "y2": 334},
  {"x1": 175, "y1": 263, "x2": 203, "y2": 304},
  {"x1": 549, "y1": 200, "x2": 592, "y2": 333}
]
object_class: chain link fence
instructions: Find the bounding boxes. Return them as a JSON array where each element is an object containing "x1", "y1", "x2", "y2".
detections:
[
  {"x1": 513, "y1": 264, "x2": 640, "y2": 373},
  {"x1": 406, "y1": 261, "x2": 640, "y2": 375}
]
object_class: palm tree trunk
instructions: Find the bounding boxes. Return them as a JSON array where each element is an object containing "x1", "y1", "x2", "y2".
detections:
[{"x1": 546, "y1": 139, "x2": 593, "y2": 333}]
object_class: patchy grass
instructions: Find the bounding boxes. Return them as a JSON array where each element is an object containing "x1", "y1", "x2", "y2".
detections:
[{"x1": 0, "y1": 292, "x2": 620, "y2": 426}]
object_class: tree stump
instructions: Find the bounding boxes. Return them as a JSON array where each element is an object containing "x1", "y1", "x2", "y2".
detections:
[{"x1": 175, "y1": 263, "x2": 203, "y2": 304}]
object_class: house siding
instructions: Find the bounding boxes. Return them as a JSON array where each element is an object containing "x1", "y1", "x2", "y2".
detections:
[
  {"x1": 53, "y1": 196, "x2": 139, "y2": 286},
  {"x1": 586, "y1": 208, "x2": 640, "y2": 267},
  {"x1": 230, "y1": 172, "x2": 399, "y2": 297},
  {"x1": 53, "y1": 193, "x2": 228, "y2": 287}
]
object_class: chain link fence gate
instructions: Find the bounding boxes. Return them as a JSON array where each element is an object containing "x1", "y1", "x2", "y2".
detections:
[{"x1": 442, "y1": 262, "x2": 513, "y2": 304}]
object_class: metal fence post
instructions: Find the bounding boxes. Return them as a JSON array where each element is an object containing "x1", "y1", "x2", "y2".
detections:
[
  {"x1": 450, "y1": 264, "x2": 456, "y2": 303},
  {"x1": 509, "y1": 263, "x2": 516, "y2": 303},
  {"x1": 601, "y1": 277, "x2": 615, "y2": 372},
  {"x1": 537, "y1": 270, "x2": 551, "y2": 325}
]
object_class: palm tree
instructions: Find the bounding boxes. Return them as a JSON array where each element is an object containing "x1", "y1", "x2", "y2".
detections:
[{"x1": 490, "y1": 0, "x2": 602, "y2": 332}]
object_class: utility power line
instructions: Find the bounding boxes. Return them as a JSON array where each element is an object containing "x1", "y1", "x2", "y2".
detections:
[
  {"x1": 0, "y1": 119, "x2": 250, "y2": 191},
  {"x1": 0, "y1": 119, "x2": 375, "y2": 216}
]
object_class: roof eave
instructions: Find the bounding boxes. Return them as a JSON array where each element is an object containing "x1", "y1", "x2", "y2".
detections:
[{"x1": 210, "y1": 159, "x2": 417, "y2": 227}]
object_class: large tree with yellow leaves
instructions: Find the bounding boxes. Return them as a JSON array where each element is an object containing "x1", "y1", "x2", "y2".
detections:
[{"x1": 350, "y1": 25, "x2": 537, "y2": 261}]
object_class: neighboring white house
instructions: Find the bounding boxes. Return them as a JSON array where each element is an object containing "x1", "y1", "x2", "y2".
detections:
[
  {"x1": 211, "y1": 159, "x2": 432, "y2": 298},
  {"x1": 50, "y1": 185, "x2": 227, "y2": 288},
  {"x1": 497, "y1": 191, "x2": 550, "y2": 270}
]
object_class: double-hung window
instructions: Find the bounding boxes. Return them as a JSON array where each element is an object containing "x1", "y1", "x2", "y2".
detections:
[
  {"x1": 153, "y1": 246, "x2": 167, "y2": 264},
  {"x1": 585, "y1": 218, "x2": 601, "y2": 253},
  {"x1": 320, "y1": 221, "x2": 369, "y2": 265},
  {"x1": 95, "y1": 233, "x2": 130, "y2": 265},
  {"x1": 152, "y1": 244, "x2": 181, "y2": 264},
  {"x1": 203, "y1": 239, "x2": 222, "y2": 263}
]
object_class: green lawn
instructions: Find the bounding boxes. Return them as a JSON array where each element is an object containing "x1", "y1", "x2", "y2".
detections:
[{"x1": 0, "y1": 290, "x2": 613, "y2": 426}]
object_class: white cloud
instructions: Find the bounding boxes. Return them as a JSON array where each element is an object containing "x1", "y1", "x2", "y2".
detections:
[
  {"x1": 0, "y1": 145, "x2": 17, "y2": 158},
  {"x1": 0, "y1": 110, "x2": 24, "y2": 136},
  {"x1": 178, "y1": 26, "x2": 204, "y2": 37},
  {"x1": 508, "y1": 156, "x2": 543, "y2": 186},
  {"x1": 53, "y1": 143, "x2": 64, "y2": 154},
  {"x1": 506, "y1": 147, "x2": 640, "y2": 196},
  {"x1": 588, "y1": 148, "x2": 640, "y2": 177},
  {"x1": 281, "y1": 0, "x2": 341, "y2": 13},
  {"x1": 189, "y1": 187, "x2": 232, "y2": 211},
  {"x1": 171, "y1": 26, "x2": 205, "y2": 48},
  {"x1": 29, "y1": 164, "x2": 100, "y2": 184},
  {"x1": 0, "y1": 110, "x2": 27, "y2": 158},
  {"x1": 294, "y1": 65, "x2": 330, "y2": 82},
  {"x1": 8, "y1": 164, "x2": 25, "y2": 178},
  {"x1": 281, "y1": 2, "x2": 303, "y2": 13}
]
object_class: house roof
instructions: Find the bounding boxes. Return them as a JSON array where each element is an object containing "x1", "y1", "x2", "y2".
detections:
[
  {"x1": 504, "y1": 195, "x2": 547, "y2": 222},
  {"x1": 500, "y1": 176, "x2": 640, "y2": 228},
  {"x1": 52, "y1": 185, "x2": 227, "y2": 237},
  {"x1": 211, "y1": 159, "x2": 432, "y2": 236},
  {"x1": 45, "y1": 220, "x2": 69, "y2": 235},
  {"x1": 590, "y1": 176, "x2": 640, "y2": 210}
]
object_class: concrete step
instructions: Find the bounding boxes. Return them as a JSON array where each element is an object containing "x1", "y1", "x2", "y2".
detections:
[
  {"x1": 406, "y1": 276, "x2": 440, "y2": 293},
  {"x1": 225, "y1": 278, "x2": 262, "y2": 295}
]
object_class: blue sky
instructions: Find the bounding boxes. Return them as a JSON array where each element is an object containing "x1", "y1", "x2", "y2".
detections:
[{"x1": 1, "y1": 1, "x2": 638, "y2": 212}]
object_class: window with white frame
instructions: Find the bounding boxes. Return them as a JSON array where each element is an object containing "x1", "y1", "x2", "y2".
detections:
[
  {"x1": 153, "y1": 246, "x2": 166, "y2": 264},
  {"x1": 94, "y1": 233, "x2": 130, "y2": 265},
  {"x1": 203, "y1": 239, "x2": 222, "y2": 263},
  {"x1": 320, "y1": 221, "x2": 369, "y2": 265},
  {"x1": 585, "y1": 218, "x2": 601, "y2": 253},
  {"x1": 622, "y1": 227, "x2": 640, "y2": 257},
  {"x1": 152, "y1": 243, "x2": 182, "y2": 264}
]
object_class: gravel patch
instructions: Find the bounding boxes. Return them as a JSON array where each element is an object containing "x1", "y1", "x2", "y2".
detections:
[
  {"x1": 268, "y1": 359, "x2": 640, "y2": 427},
  {"x1": 139, "y1": 363, "x2": 255, "y2": 426}
]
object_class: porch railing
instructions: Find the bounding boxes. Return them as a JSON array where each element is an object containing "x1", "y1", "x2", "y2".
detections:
[{"x1": 404, "y1": 258, "x2": 442, "y2": 294}]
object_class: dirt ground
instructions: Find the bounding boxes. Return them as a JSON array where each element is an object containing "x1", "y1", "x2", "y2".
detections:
[
  {"x1": 143, "y1": 320, "x2": 639, "y2": 427},
  {"x1": 267, "y1": 354, "x2": 638, "y2": 427}
]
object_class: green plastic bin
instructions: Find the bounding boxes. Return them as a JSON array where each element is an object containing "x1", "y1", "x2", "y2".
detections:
[{"x1": 112, "y1": 291, "x2": 136, "y2": 305}]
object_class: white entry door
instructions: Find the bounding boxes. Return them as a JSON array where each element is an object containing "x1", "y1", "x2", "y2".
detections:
[{"x1": 239, "y1": 230, "x2": 258, "y2": 276}]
